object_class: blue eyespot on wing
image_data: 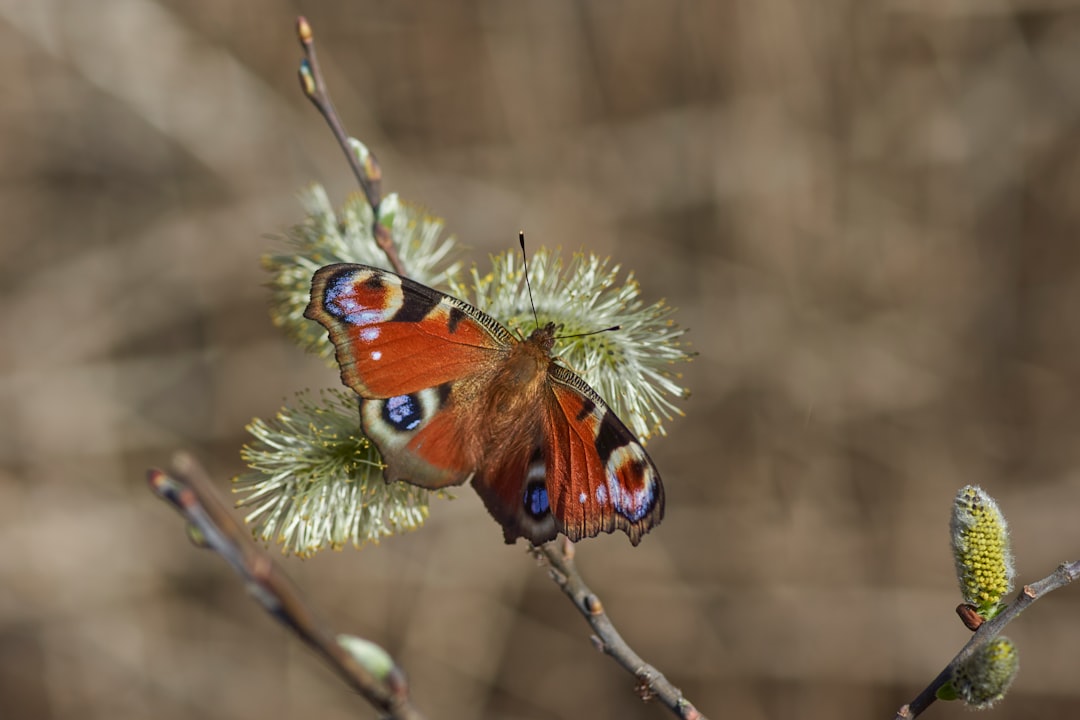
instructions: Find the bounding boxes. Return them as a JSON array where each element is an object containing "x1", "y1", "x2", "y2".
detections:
[{"x1": 471, "y1": 447, "x2": 558, "y2": 545}]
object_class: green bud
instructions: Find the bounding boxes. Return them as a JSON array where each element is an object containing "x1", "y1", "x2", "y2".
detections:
[
  {"x1": 338, "y1": 634, "x2": 395, "y2": 681},
  {"x1": 951, "y1": 636, "x2": 1019, "y2": 709},
  {"x1": 347, "y1": 138, "x2": 373, "y2": 173},
  {"x1": 378, "y1": 192, "x2": 401, "y2": 230},
  {"x1": 935, "y1": 681, "x2": 959, "y2": 702}
]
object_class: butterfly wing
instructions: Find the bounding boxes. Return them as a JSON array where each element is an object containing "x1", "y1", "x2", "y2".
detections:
[
  {"x1": 306, "y1": 264, "x2": 513, "y2": 489},
  {"x1": 470, "y1": 444, "x2": 559, "y2": 546},
  {"x1": 543, "y1": 366, "x2": 664, "y2": 545},
  {"x1": 306, "y1": 264, "x2": 512, "y2": 398},
  {"x1": 469, "y1": 361, "x2": 665, "y2": 546}
]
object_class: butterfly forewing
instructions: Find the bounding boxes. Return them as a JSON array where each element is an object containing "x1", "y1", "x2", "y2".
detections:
[
  {"x1": 545, "y1": 368, "x2": 664, "y2": 545},
  {"x1": 306, "y1": 264, "x2": 510, "y2": 398}
]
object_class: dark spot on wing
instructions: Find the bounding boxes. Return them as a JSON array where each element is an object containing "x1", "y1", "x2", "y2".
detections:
[
  {"x1": 391, "y1": 288, "x2": 439, "y2": 323},
  {"x1": 575, "y1": 397, "x2": 596, "y2": 422},
  {"x1": 594, "y1": 412, "x2": 629, "y2": 464},
  {"x1": 437, "y1": 382, "x2": 452, "y2": 407},
  {"x1": 626, "y1": 459, "x2": 648, "y2": 490},
  {"x1": 361, "y1": 273, "x2": 385, "y2": 291},
  {"x1": 447, "y1": 307, "x2": 466, "y2": 334}
]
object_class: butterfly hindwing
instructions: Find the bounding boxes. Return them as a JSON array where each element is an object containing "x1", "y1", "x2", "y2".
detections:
[
  {"x1": 306, "y1": 264, "x2": 511, "y2": 489},
  {"x1": 470, "y1": 445, "x2": 559, "y2": 545},
  {"x1": 359, "y1": 385, "x2": 473, "y2": 488}
]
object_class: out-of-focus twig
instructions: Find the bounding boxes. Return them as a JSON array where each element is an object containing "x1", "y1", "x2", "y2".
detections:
[
  {"x1": 147, "y1": 453, "x2": 426, "y2": 720},
  {"x1": 295, "y1": 16, "x2": 404, "y2": 275},
  {"x1": 535, "y1": 538, "x2": 706, "y2": 720},
  {"x1": 895, "y1": 560, "x2": 1080, "y2": 719}
]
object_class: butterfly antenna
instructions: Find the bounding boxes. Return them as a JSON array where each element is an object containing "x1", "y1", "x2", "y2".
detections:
[
  {"x1": 519, "y1": 231, "x2": 540, "y2": 329},
  {"x1": 556, "y1": 325, "x2": 621, "y2": 340}
]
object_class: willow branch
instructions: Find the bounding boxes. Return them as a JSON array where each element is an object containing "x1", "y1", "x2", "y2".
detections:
[
  {"x1": 535, "y1": 538, "x2": 706, "y2": 720},
  {"x1": 147, "y1": 453, "x2": 426, "y2": 720},
  {"x1": 895, "y1": 560, "x2": 1080, "y2": 719},
  {"x1": 295, "y1": 16, "x2": 404, "y2": 275}
]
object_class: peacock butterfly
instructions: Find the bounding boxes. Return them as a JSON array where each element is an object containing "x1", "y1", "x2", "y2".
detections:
[{"x1": 304, "y1": 263, "x2": 664, "y2": 545}]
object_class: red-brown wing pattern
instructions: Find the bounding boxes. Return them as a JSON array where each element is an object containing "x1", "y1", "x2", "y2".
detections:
[
  {"x1": 356, "y1": 386, "x2": 475, "y2": 489},
  {"x1": 305, "y1": 264, "x2": 511, "y2": 399},
  {"x1": 307, "y1": 264, "x2": 512, "y2": 489},
  {"x1": 469, "y1": 443, "x2": 558, "y2": 545},
  {"x1": 544, "y1": 367, "x2": 664, "y2": 545}
]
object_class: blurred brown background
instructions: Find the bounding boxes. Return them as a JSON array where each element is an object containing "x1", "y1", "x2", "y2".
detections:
[{"x1": 3, "y1": 1, "x2": 1080, "y2": 718}]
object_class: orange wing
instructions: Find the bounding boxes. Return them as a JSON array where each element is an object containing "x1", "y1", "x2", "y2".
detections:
[
  {"x1": 543, "y1": 367, "x2": 664, "y2": 545},
  {"x1": 306, "y1": 264, "x2": 512, "y2": 489},
  {"x1": 470, "y1": 364, "x2": 665, "y2": 546},
  {"x1": 306, "y1": 264, "x2": 511, "y2": 398}
]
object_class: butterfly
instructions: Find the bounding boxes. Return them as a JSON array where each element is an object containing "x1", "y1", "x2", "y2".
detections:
[{"x1": 304, "y1": 263, "x2": 664, "y2": 545}]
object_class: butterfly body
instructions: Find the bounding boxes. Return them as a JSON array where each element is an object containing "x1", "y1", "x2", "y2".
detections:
[{"x1": 305, "y1": 263, "x2": 664, "y2": 545}]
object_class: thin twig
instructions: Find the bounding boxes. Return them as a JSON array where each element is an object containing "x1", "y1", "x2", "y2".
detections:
[
  {"x1": 147, "y1": 453, "x2": 426, "y2": 720},
  {"x1": 895, "y1": 560, "x2": 1080, "y2": 719},
  {"x1": 295, "y1": 16, "x2": 405, "y2": 275},
  {"x1": 535, "y1": 538, "x2": 706, "y2": 720}
]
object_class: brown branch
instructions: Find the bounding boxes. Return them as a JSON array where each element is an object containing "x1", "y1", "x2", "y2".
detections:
[
  {"x1": 295, "y1": 16, "x2": 405, "y2": 275},
  {"x1": 535, "y1": 538, "x2": 706, "y2": 720},
  {"x1": 147, "y1": 453, "x2": 426, "y2": 720},
  {"x1": 895, "y1": 560, "x2": 1080, "y2": 719}
]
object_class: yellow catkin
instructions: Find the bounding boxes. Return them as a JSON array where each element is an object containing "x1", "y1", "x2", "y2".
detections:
[{"x1": 950, "y1": 485, "x2": 1014, "y2": 613}]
